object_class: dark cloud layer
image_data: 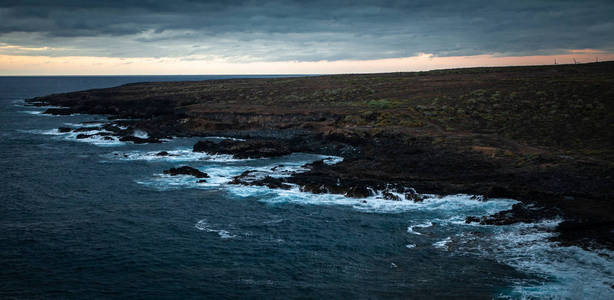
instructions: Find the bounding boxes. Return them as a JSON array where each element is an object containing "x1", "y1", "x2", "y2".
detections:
[{"x1": 1, "y1": 0, "x2": 613, "y2": 61}]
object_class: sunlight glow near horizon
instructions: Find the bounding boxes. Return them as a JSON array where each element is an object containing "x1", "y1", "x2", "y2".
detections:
[{"x1": 1, "y1": 51, "x2": 612, "y2": 75}]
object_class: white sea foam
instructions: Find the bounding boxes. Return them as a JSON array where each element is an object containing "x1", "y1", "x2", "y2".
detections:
[
  {"x1": 195, "y1": 219, "x2": 236, "y2": 239},
  {"x1": 71, "y1": 134, "x2": 124, "y2": 146},
  {"x1": 136, "y1": 162, "x2": 302, "y2": 191},
  {"x1": 263, "y1": 218, "x2": 285, "y2": 225},
  {"x1": 355, "y1": 194, "x2": 516, "y2": 214},
  {"x1": 23, "y1": 122, "x2": 607, "y2": 299},
  {"x1": 486, "y1": 221, "x2": 614, "y2": 299},
  {"x1": 99, "y1": 138, "x2": 614, "y2": 298},
  {"x1": 20, "y1": 128, "x2": 63, "y2": 135},
  {"x1": 20, "y1": 104, "x2": 65, "y2": 111},
  {"x1": 11, "y1": 99, "x2": 25, "y2": 106},
  {"x1": 63, "y1": 122, "x2": 105, "y2": 128},
  {"x1": 227, "y1": 184, "x2": 517, "y2": 215},
  {"x1": 133, "y1": 129, "x2": 149, "y2": 139},
  {"x1": 137, "y1": 173, "x2": 213, "y2": 190},
  {"x1": 131, "y1": 152, "x2": 511, "y2": 215},
  {"x1": 407, "y1": 221, "x2": 433, "y2": 235},
  {"x1": 322, "y1": 156, "x2": 344, "y2": 165},
  {"x1": 22, "y1": 128, "x2": 124, "y2": 146},
  {"x1": 206, "y1": 136, "x2": 246, "y2": 141},
  {"x1": 107, "y1": 149, "x2": 240, "y2": 162},
  {"x1": 130, "y1": 151, "x2": 344, "y2": 193},
  {"x1": 35, "y1": 105, "x2": 65, "y2": 109},
  {"x1": 433, "y1": 237, "x2": 452, "y2": 249},
  {"x1": 434, "y1": 218, "x2": 614, "y2": 299},
  {"x1": 21, "y1": 110, "x2": 52, "y2": 116},
  {"x1": 119, "y1": 143, "x2": 614, "y2": 297},
  {"x1": 136, "y1": 164, "x2": 254, "y2": 190}
]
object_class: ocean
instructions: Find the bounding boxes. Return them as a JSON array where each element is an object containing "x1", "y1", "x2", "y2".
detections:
[{"x1": 1, "y1": 76, "x2": 612, "y2": 299}]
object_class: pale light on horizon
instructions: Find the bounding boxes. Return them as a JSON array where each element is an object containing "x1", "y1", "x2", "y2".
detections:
[{"x1": 1, "y1": 51, "x2": 612, "y2": 76}]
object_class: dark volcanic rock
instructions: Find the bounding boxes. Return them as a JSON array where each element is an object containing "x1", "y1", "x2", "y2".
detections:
[
  {"x1": 73, "y1": 127, "x2": 102, "y2": 132},
  {"x1": 163, "y1": 166, "x2": 209, "y2": 178},
  {"x1": 119, "y1": 136, "x2": 161, "y2": 144},
  {"x1": 382, "y1": 191, "x2": 402, "y2": 201},
  {"x1": 76, "y1": 132, "x2": 113, "y2": 139},
  {"x1": 156, "y1": 151, "x2": 169, "y2": 156},
  {"x1": 228, "y1": 170, "x2": 293, "y2": 190},
  {"x1": 282, "y1": 159, "x2": 377, "y2": 198},
  {"x1": 465, "y1": 203, "x2": 562, "y2": 225},
  {"x1": 43, "y1": 108, "x2": 73, "y2": 115},
  {"x1": 345, "y1": 186, "x2": 373, "y2": 198},
  {"x1": 299, "y1": 183, "x2": 332, "y2": 194},
  {"x1": 552, "y1": 219, "x2": 614, "y2": 249},
  {"x1": 405, "y1": 190, "x2": 424, "y2": 202},
  {"x1": 58, "y1": 127, "x2": 72, "y2": 133},
  {"x1": 484, "y1": 185, "x2": 514, "y2": 199},
  {"x1": 466, "y1": 216, "x2": 485, "y2": 224},
  {"x1": 261, "y1": 177, "x2": 293, "y2": 190},
  {"x1": 193, "y1": 139, "x2": 291, "y2": 159}
]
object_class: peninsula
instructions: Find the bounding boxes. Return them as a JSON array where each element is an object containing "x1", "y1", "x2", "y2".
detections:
[{"x1": 29, "y1": 62, "x2": 614, "y2": 249}]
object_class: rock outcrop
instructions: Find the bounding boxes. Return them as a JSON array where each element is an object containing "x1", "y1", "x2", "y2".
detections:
[
  {"x1": 193, "y1": 139, "x2": 292, "y2": 158},
  {"x1": 163, "y1": 166, "x2": 209, "y2": 178}
]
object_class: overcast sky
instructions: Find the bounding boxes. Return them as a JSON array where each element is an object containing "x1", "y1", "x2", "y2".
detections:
[{"x1": 1, "y1": 0, "x2": 613, "y2": 74}]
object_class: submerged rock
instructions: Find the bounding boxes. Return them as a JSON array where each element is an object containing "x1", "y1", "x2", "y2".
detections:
[
  {"x1": 58, "y1": 127, "x2": 72, "y2": 133},
  {"x1": 193, "y1": 139, "x2": 291, "y2": 158},
  {"x1": 119, "y1": 136, "x2": 161, "y2": 144},
  {"x1": 163, "y1": 166, "x2": 209, "y2": 178},
  {"x1": 76, "y1": 132, "x2": 113, "y2": 139},
  {"x1": 43, "y1": 108, "x2": 73, "y2": 115},
  {"x1": 405, "y1": 190, "x2": 424, "y2": 203},
  {"x1": 156, "y1": 151, "x2": 169, "y2": 156},
  {"x1": 465, "y1": 203, "x2": 561, "y2": 225},
  {"x1": 382, "y1": 190, "x2": 402, "y2": 201},
  {"x1": 73, "y1": 126, "x2": 102, "y2": 132}
]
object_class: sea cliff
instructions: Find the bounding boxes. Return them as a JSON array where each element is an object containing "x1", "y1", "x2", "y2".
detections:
[{"x1": 28, "y1": 62, "x2": 614, "y2": 249}]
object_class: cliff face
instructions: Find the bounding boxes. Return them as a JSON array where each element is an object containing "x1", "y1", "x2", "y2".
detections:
[
  {"x1": 31, "y1": 63, "x2": 614, "y2": 155},
  {"x1": 29, "y1": 62, "x2": 614, "y2": 249}
]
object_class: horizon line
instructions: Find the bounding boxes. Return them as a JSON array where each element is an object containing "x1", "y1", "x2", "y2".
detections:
[{"x1": 1, "y1": 60, "x2": 610, "y2": 77}]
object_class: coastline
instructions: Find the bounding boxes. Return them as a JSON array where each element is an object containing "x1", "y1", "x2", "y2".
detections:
[{"x1": 26, "y1": 62, "x2": 614, "y2": 250}]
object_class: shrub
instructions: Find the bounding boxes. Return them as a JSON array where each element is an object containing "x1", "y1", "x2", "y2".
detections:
[{"x1": 367, "y1": 99, "x2": 393, "y2": 110}]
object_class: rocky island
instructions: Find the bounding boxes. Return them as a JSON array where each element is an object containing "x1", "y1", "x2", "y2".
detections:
[{"x1": 28, "y1": 62, "x2": 614, "y2": 249}]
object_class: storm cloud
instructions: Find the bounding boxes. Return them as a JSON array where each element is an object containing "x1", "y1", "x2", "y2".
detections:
[{"x1": 1, "y1": 0, "x2": 613, "y2": 61}]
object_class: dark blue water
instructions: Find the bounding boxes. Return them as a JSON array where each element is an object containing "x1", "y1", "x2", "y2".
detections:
[{"x1": 1, "y1": 76, "x2": 612, "y2": 299}]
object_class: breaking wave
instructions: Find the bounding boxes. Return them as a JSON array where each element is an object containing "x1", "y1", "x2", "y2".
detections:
[
  {"x1": 23, "y1": 128, "x2": 124, "y2": 146},
  {"x1": 19, "y1": 106, "x2": 614, "y2": 298},
  {"x1": 195, "y1": 219, "x2": 236, "y2": 239}
]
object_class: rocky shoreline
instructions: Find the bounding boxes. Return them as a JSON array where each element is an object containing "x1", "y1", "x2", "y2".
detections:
[{"x1": 26, "y1": 63, "x2": 614, "y2": 250}]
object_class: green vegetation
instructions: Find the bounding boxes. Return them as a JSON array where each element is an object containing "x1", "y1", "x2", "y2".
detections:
[
  {"x1": 38, "y1": 62, "x2": 614, "y2": 161},
  {"x1": 367, "y1": 99, "x2": 393, "y2": 109}
]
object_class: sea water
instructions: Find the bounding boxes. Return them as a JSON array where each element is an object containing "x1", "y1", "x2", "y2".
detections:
[{"x1": 1, "y1": 76, "x2": 613, "y2": 299}]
